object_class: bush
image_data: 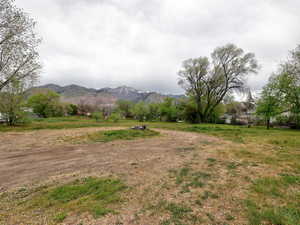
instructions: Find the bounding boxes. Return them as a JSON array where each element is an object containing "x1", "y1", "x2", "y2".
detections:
[
  {"x1": 15, "y1": 111, "x2": 32, "y2": 125},
  {"x1": 116, "y1": 100, "x2": 134, "y2": 118},
  {"x1": 0, "y1": 83, "x2": 31, "y2": 126},
  {"x1": 109, "y1": 113, "x2": 121, "y2": 123},
  {"x1": 159, "y1": 98, "x2": 179, "y2": 122},
  {"x1": 67, "y1": 104, "x2": 78, "y2": 116},
  {"x1": 92, "y1": 112, "x2": 103, "y2": 122},
  {"x1": 132, "y1": 102, "x2": 149, "y2": 122},
  {"x1": 28, "y1": 91, "x2": 65, "y2": 118}
]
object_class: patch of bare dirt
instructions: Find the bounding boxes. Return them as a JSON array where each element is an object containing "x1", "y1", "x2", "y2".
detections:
[
  {"x1": 0, "y1": 127, "x2": 279, "y2": 225},
  {"x1": 0, "y1": 128, "x2": 217, "y2": 190}
]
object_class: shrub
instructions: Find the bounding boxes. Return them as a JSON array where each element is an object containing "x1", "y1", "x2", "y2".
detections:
[
  {"x1": 92, "y1": 112, "x2": 103, "y2": 122},
  {"x1": 109, "y1": 112, "x2": 121, "y2": 122},
  {"x1": 66, "y1": 104, "x2": 78, "y2": 116},
  {"x1": 27, "y1": 91, "x2": 64, "y2": 118}
]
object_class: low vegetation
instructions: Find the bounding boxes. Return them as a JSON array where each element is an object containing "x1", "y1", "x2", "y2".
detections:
[
  {"x1": 246, "y1": 174, "x2": 300, "y2": 225},
  {"x1": 1, "y1": 177, "x2": 127, "y2": 224},
  {"x1": 1, "y1": 118, "x2": 300, "y2": 224},
  {"x1": 63, "y1": 128, "x2": 160, "y2": 144}
]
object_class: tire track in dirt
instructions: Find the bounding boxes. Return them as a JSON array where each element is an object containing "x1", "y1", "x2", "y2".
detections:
[{"x1": 0, "y1": 127, "x2": 218, "y2": 191}]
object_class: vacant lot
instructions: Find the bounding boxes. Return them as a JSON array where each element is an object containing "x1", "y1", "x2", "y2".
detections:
[{"x1": 1, "y1": 119, "x2": 300, "y2": 225}]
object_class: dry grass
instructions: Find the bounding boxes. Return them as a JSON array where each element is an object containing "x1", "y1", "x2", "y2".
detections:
[{"x1": 1, "y1": 119, "x2": 300, "y2": 224}]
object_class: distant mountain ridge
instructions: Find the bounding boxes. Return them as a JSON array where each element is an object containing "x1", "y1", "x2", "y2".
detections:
[{"x1": 30, "y1": 84, "x2": 184, "y2": 106}]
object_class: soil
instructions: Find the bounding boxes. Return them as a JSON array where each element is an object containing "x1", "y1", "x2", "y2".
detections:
[
  {"x1": 0, "y1": 127, "x2": 266, "y2": 225},
  {"x1": 0, "y1": 127, "x2": 218, "y2": 191}
]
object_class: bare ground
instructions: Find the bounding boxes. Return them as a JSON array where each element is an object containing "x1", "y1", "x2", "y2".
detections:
[
  {"x1": 0, "y1": 127, "x2": 212, "y2": 190},
  {"x1": 0, "y1": 127, "x2": 276, "y2": 225}
]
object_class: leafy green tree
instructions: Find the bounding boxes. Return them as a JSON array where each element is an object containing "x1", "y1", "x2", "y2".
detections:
[
  {"x1": 263, "y1": 45, "x2": 300, "y2": 128},
  {"x1": 132, "y1": 102, "x2": 149, "y2": 122},
  {"x1": 116, "y1": 100, "x2": 134, "y2": 118},
  {"x1": 277, "y1": 76, "x2": 300, "y2": 126},
  {"x1": 92, "y1": 112, "x2": 103, "y2": 122},
  {"x1": 0, "y1": 0, "x2": 41, "y2": 91},
  {"x1": 0, "y1": 81, "x2": 29, "y2": 126},
  {"x1": 256, "y1": 83, "x2": 282, "y2": 129},
  {"x1": 179, "y1": 98, "x2": 224, "y2": 123},
  {"x1": 159, "y1": 98, "x2": 179, "y2": 122},
  {"x1": 28, "y1": 91, "x2": 63, "y2": 118},
  {"x1": 178, "y1": 43, "x2": 258, "y2": 123},
  {"x1": 109, "y1": 112, "x2": 121, "y2": 123},
  {"x1": 148, "y1": 103, "x2": 160, "y2": 121},
  {"x1": 67, "y1": 104, "x2": 78, "y2": 116},
  {"x1": 209, "y1": 104, "x2": 225, "y2": 123},
  {"x1": 180, "y1": 99, "x2": 198, "y2": 123}
]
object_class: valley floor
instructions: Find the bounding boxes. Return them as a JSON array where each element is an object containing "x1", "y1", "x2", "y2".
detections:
[{"x1": 1, "y1": 120, "x2": 300, "y2": 225}]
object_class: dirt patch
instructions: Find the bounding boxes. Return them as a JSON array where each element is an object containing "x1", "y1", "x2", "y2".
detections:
[
  {"x1": 0, "y1": 128, "x2": 217, "y2": 190},
  {"x1": 0, "y1": 127, "x2": 280, "y2": 225},
  {"x1": 0, "y1": 127, "x2": 125, "y2": 153}
]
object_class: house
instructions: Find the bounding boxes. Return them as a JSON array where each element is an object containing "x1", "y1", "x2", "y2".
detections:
[
  {"x1": 0, "y1": 112, "x2": 5, "y2": 123},
  {"x1": 223, "y1": 91, "x2": 257, "y2": 125}
]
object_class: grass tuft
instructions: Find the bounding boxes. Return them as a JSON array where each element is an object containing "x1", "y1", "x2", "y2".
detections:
[
  {"x1": 246, "y1": 174, "x2": 300, "y2": 225},
  {"x1": 65, "y1": 129, "x2": 160, "y2": 143},
  {"x1": 27, "y1": 177, "x2": 127, "y2": 222}
]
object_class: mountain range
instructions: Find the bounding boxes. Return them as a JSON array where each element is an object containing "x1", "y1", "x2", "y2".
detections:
[{"x1": 29, "y1": 84, "x2": 184, "y2": 106}]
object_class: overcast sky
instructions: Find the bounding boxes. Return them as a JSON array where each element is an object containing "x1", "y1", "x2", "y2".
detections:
[{"x1": 15, "y1": 0, "x2": 300, "y2": 94}]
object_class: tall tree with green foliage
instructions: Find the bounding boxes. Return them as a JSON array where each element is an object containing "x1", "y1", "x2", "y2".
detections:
[
  {"x1": 178, "y1": 43, "x2": 258, "y2": 123},
  {"x1": 0, "y1": 0, "x2": 41, "y2": 91},
  {"x1": 0, "y1": 80, "x2": 28, "y2": 125},
  {"x1": 148, "y1": 103, "x2": 160, "y2": 121},
  {"x1": 92, "y1": 111, "x2": 103, "y2": 122},
  {"x1": 66, "y1": 104, "x2": 78, "y2": 116},
  {"x1": 275, "y1": 46, "x2": 300, "y2": 127},
  {"x1": 159, "y1": 98, "x2": 179, "y2": 122},
  {"x1": 116, "y1": 100, "x2": 134, "y2": 118},
  {"x1": 28, "y1": 91, "x2": 64, "y2": 118},
  {"x1": 132, "y1": 102, "x2": 149, "y2": 122},
  {"x1": 256, "y1": 81, "x2": 282, "y2": 129},
  {"x1": 261, "y1": 45, "x2": 300, "y2": 128}
]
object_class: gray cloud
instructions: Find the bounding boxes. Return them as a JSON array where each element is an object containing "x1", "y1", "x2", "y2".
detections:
[{"x1": 15, "y1": 0, "x2": 300, "y2": 94}]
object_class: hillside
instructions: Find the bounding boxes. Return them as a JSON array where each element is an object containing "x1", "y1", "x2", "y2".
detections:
[{"x1": 29, "y1": 84, "x2": 184, "y2": 106}]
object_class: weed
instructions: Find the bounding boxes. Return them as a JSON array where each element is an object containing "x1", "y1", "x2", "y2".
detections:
[
  {"x1": 53, "y1": 212, "x2": 67, "y2": 222},
  {"x1": 27, "y1": 177, "x2": 127, "y2": 220},
  {"x1": 227, "y1": 162, "x2": 241, "y2": 170},
  {"x1": 206, "y1": 158, "x2": 216, "y2": 163},
  {"x1": 170, "y1": 167, "x2": 211, "y2": 193},
  {"x1": 65, "y1": 129, "x2": 159, "y2": 144},
  {"x1": 176, "y1": 147, "x2": 195, "y2": 152},
  {"x1": 206, "y1": 212, "x2": 215, "y2": 222},
  {"x1": 245, "y1": 200, "x2": 300, "y2": 225},
  {"x1": 251, "y1": 174, "x2": 300, "y2": 198},
  {"x1": 165, "y1": 202, "x2": 192, "y2": 220},
  {"x1": 195, "y1": 200, "x2": 202, "y2": 206},
  {"x1": 201, "y1": 191, "x2": 218, "y2": 200},
  {"x1": 225, "y1": 213, "x2": 235, "y2": 221},
  {"x1": 246, "y1": 174, "x2": 300, "y2": 224}
]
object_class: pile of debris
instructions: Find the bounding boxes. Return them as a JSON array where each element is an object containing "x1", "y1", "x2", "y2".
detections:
[{"x1": 131, "y1": 125, "x2": 147, "y2": 130}]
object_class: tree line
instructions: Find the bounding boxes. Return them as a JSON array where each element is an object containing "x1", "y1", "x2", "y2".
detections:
[
  {"x1": 0, "y1": 0, "x2": 300, "y2": 129},
  {"x1": 256, "y1": 46, "x2": 300, "y2": 129}
]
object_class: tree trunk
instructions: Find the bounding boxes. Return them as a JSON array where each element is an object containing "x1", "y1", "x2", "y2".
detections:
[
  {"x1": 196, "y1": 102, "x2": 203, "y2": 123},
  {"x1": 266, "y1": 118, "x2": 270, "y2": 130},
  {"x1": 296, "y1": 113, "x2": 300, "y2": 129}
]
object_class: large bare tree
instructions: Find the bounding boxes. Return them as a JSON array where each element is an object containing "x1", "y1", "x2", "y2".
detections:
[
  {"x1": 0, "y1": 0, "x2": 41, "y2": 91},
  {"x1": 178, "y1": 43, "x2": 258, "y2": 122}
]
